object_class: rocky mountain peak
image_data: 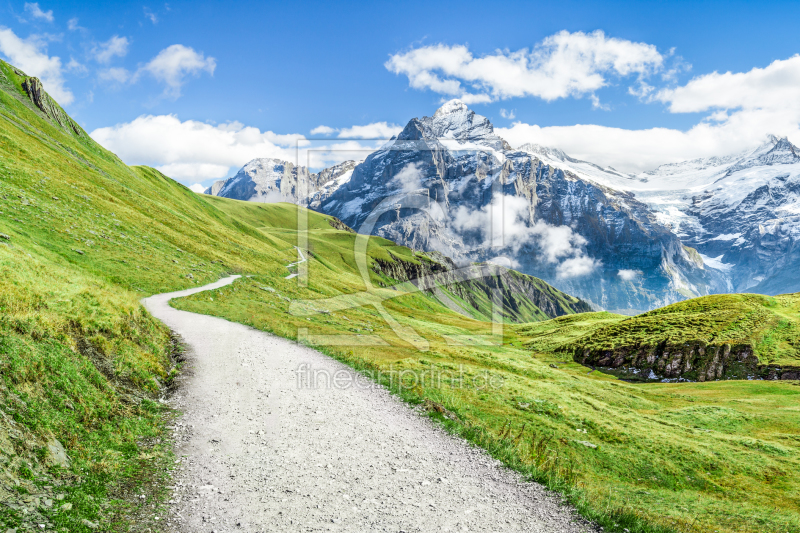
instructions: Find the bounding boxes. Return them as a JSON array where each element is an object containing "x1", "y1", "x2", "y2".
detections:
[
  {"x1": 727, "y1": 134, "x2": 800, "y2": 172},
  {"x1": 433, "y1": 98, "x2": 469, "y2": 117},
  {"x1": 417, "y1": 99, "x2": 510, "y2": 151},
  {"x1": 768, "y1": 135, "x2": 798, "y2": 155}
]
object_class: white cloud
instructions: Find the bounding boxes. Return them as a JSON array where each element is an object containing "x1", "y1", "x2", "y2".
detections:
[
  {"x1": 337, "y1": 121, "x2": 401, "y2": 139},
  {"x1": 487, "y1": 256, "x2": 520, "y2": 269},
  {"x1": 24, "y1": 3, "x2": 53, "y2": 22},
  {"x1": 617, "y1": 269, "x2": 642, "y2": 281},
  {"x1": 0, "y1": 27, "x2": 72, "y2": 104},
  {"x1": 385, "y1": 31, "x2": 663, "y2": 104},
  {"x1": 67, "y1": 17, "x2": 81, "y2": 31},
  {"x1": 310, "y1": 125, "x2": 336, "y2": 135},
  {"x1": 89, "y1": 114, "x2": 382, "y2": 182},
  {"x1": 656, "y1": 55, "x2": 800, "y2": 113},
  {"x1": 98, "y1": 67, "x2": 131, "y2": 84},
  {"x1": 499, "y1": 108, "x2": 515, "y2": 119},
  {"x1": 557, "y1": 256, "x2": 599, "y2": 279},
  {"x1": 309, "y1": 122, "x2": 402, "y2": 139},
  {"x1": 188, "y1": 183, "x2": 205, "y2": 193},
  {"x1": 389, "y1": 162, "x2": 424, "y2": 193},
  {"x1": 135, "y1": 44, "x2": 216, "y2": 98},
  {"x1": 92, "y1": 35, "x2": 129, "y2": 64},
  {"x1": 498, "y1": 54, "x2": 800, "y2": 172},
  {"x1": 90, "y1": 114, "x2": 296, "y2": 180},
  {"x1": 66, "y1": 57, "x2": 86, "y2": 74},
  {"x1": 450, "y1": 193, "x2": 598, "y2": 277},
  {"x1": 530, "y1": 221, "x2": 587, "y2": 263},
  {"x1": 144, "y1": 7, "x2": 158, "y2": 24}
]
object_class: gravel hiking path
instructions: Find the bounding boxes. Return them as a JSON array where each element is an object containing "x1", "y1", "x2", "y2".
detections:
[{"x1": 143, "y1": 276, "x2": 592, "y2": 533}]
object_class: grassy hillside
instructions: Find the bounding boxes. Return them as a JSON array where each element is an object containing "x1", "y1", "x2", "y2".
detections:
[
  {"x1": 565, "y1": 293, "x2": 800, "y2": 367},
  {"x1": 1, "y1": 57, "x2": 799, "y2": 533}
]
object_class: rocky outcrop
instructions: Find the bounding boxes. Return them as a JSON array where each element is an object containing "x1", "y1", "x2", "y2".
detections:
[
  {"x1": 573, "y1": 340, "x2": 799, "y2": 381},
  {"x1": 20, "y1": 77, "x2": 85, "y2": 137},
  {"x1": 574, "y1": 341, "x2": 759, "y2": 380}
]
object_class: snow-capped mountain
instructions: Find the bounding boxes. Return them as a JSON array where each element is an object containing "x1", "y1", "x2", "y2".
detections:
[
  {"x1": 314, "y1": 100, "x2": 724, "y2": 313},
  {"x1": 205, "y1": 158, "x2": 357, "y2": 204},
  {"x1": 207, "y1": 101, "x2": 798, "y2": 311},
  {"x1": 521, "y1": 135, "x2": 800, "y2": 295}
]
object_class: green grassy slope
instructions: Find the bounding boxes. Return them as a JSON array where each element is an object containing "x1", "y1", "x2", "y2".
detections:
[
  {"x1": 513, "y1": 311, "x2": 628, "y2": 353},
  {"x1": 1, "y1": 57, "x2": 799, "y2": 533},
  {"x1": 564, "y1": 293, "x2": 800, "y2": 367}
]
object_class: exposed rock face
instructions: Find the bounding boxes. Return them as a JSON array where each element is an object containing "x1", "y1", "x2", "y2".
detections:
[
  {"x1": 573, "y1": 341, "x2": 799, "y2": 381},
  {"x1": 204, "y1": 180, "x2": 226, "y2": 196},
  {"x1": 20, "y1": 77, "x2": 85, "y2": 137},
  {"x1": 574, "y1": 341, "x2": 759, "y2": 381}
]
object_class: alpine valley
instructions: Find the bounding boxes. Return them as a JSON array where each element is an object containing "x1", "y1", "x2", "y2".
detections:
[{"x1": 207, "y1": 100, "x2": 799, "y2": 314}]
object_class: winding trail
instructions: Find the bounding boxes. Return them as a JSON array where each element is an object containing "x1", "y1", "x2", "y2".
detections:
[{"x1": 143, "y1": 277, "x2": 590, "y2": 533}]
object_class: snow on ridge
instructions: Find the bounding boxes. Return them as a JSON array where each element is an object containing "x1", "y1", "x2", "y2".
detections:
[{"x1": 699, "y1": 253, "x2": 734, "y2": 272}]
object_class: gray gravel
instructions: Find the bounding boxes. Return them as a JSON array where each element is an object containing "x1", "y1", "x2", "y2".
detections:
[{"x1": 143, "y1": 276, "x2": 592, "y2": 533}]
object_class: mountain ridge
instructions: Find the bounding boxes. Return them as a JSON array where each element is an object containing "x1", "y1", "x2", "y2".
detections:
[{"x1": 207, "y1": 101, "x2": 799, "y2": 312}]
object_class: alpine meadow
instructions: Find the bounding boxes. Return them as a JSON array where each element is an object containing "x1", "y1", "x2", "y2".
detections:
[{"x1": 1, "y1": 3, "x2": 800, "y2": 533}]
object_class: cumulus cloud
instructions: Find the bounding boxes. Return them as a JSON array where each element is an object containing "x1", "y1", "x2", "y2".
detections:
[
  {"x1": 389, "y1": 162, "x2": 424, "y2": 193},
  {"x1": 0, "y1": 27, "x2": 72, "y2": 104},
  {"x1": 450, "y1": 193, "x2": 598, "y2": 278},
  {"x1": 67, "y1": 17, "x2": 81, "y2": 31},
  {"x1": 385, "y1": 31, "x2": 663, "y2": 104},
  {"x1": 92, "y1": 35, "x2": 129, "y2": 64},
  {"x1": 90, "y1": 115, "x2": 298, "y2": 180},
  {"x1": 617, "y1": 269, "x2": 642, "y2": 281},
  {"x1": 90, "y1": 115, "x2": 383, "y2": 182},
  {"x1": 24, "y1": 3, "x2": 53, "y2": 22},
  {"x1": 338, "y1": 121, "x2": 401, "y2": 138},
  {"x1": 309, "y1": 122, "x2": 401, "y2": 139},
  {"x1": 134, "y1": 44, "x2": 215, "y2": 98},
  {"x1": 557, "y1": 256, "x2": 599, "y2": 279},
  {"x1": 98, "y1": 67, "x2": 131, "y2": 84},
  {"x1": 497, "y1": 55, "x2": 800, "y2": 172},
  {"x1": 310, "y1": 125, "x2": 336, "y2": 135},
  {"x1": 188, "y1": 183, "x2": 206, "y2": 193},
  {"x1": 656, "y1": 55, "x2": 800, "y2": 113}
]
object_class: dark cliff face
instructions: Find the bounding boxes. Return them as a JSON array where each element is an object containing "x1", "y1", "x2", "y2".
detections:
[
  {"x1": 319, "y1": 103, "x2": 721, "y2": 313},
  {"x1": 370, "y1": 252, "x2": 591, "y2": 323},
  {"x1": 574, "y1": 341, "x2": 760, "y2": 381},
  {"x1": 573, "y1": 340, "x2": 800, "y2": 382}
]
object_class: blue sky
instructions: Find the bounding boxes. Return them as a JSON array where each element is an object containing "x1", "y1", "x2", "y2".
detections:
[{"x1": 2, "y1": 0, "x2": 800, "y2": 187}]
